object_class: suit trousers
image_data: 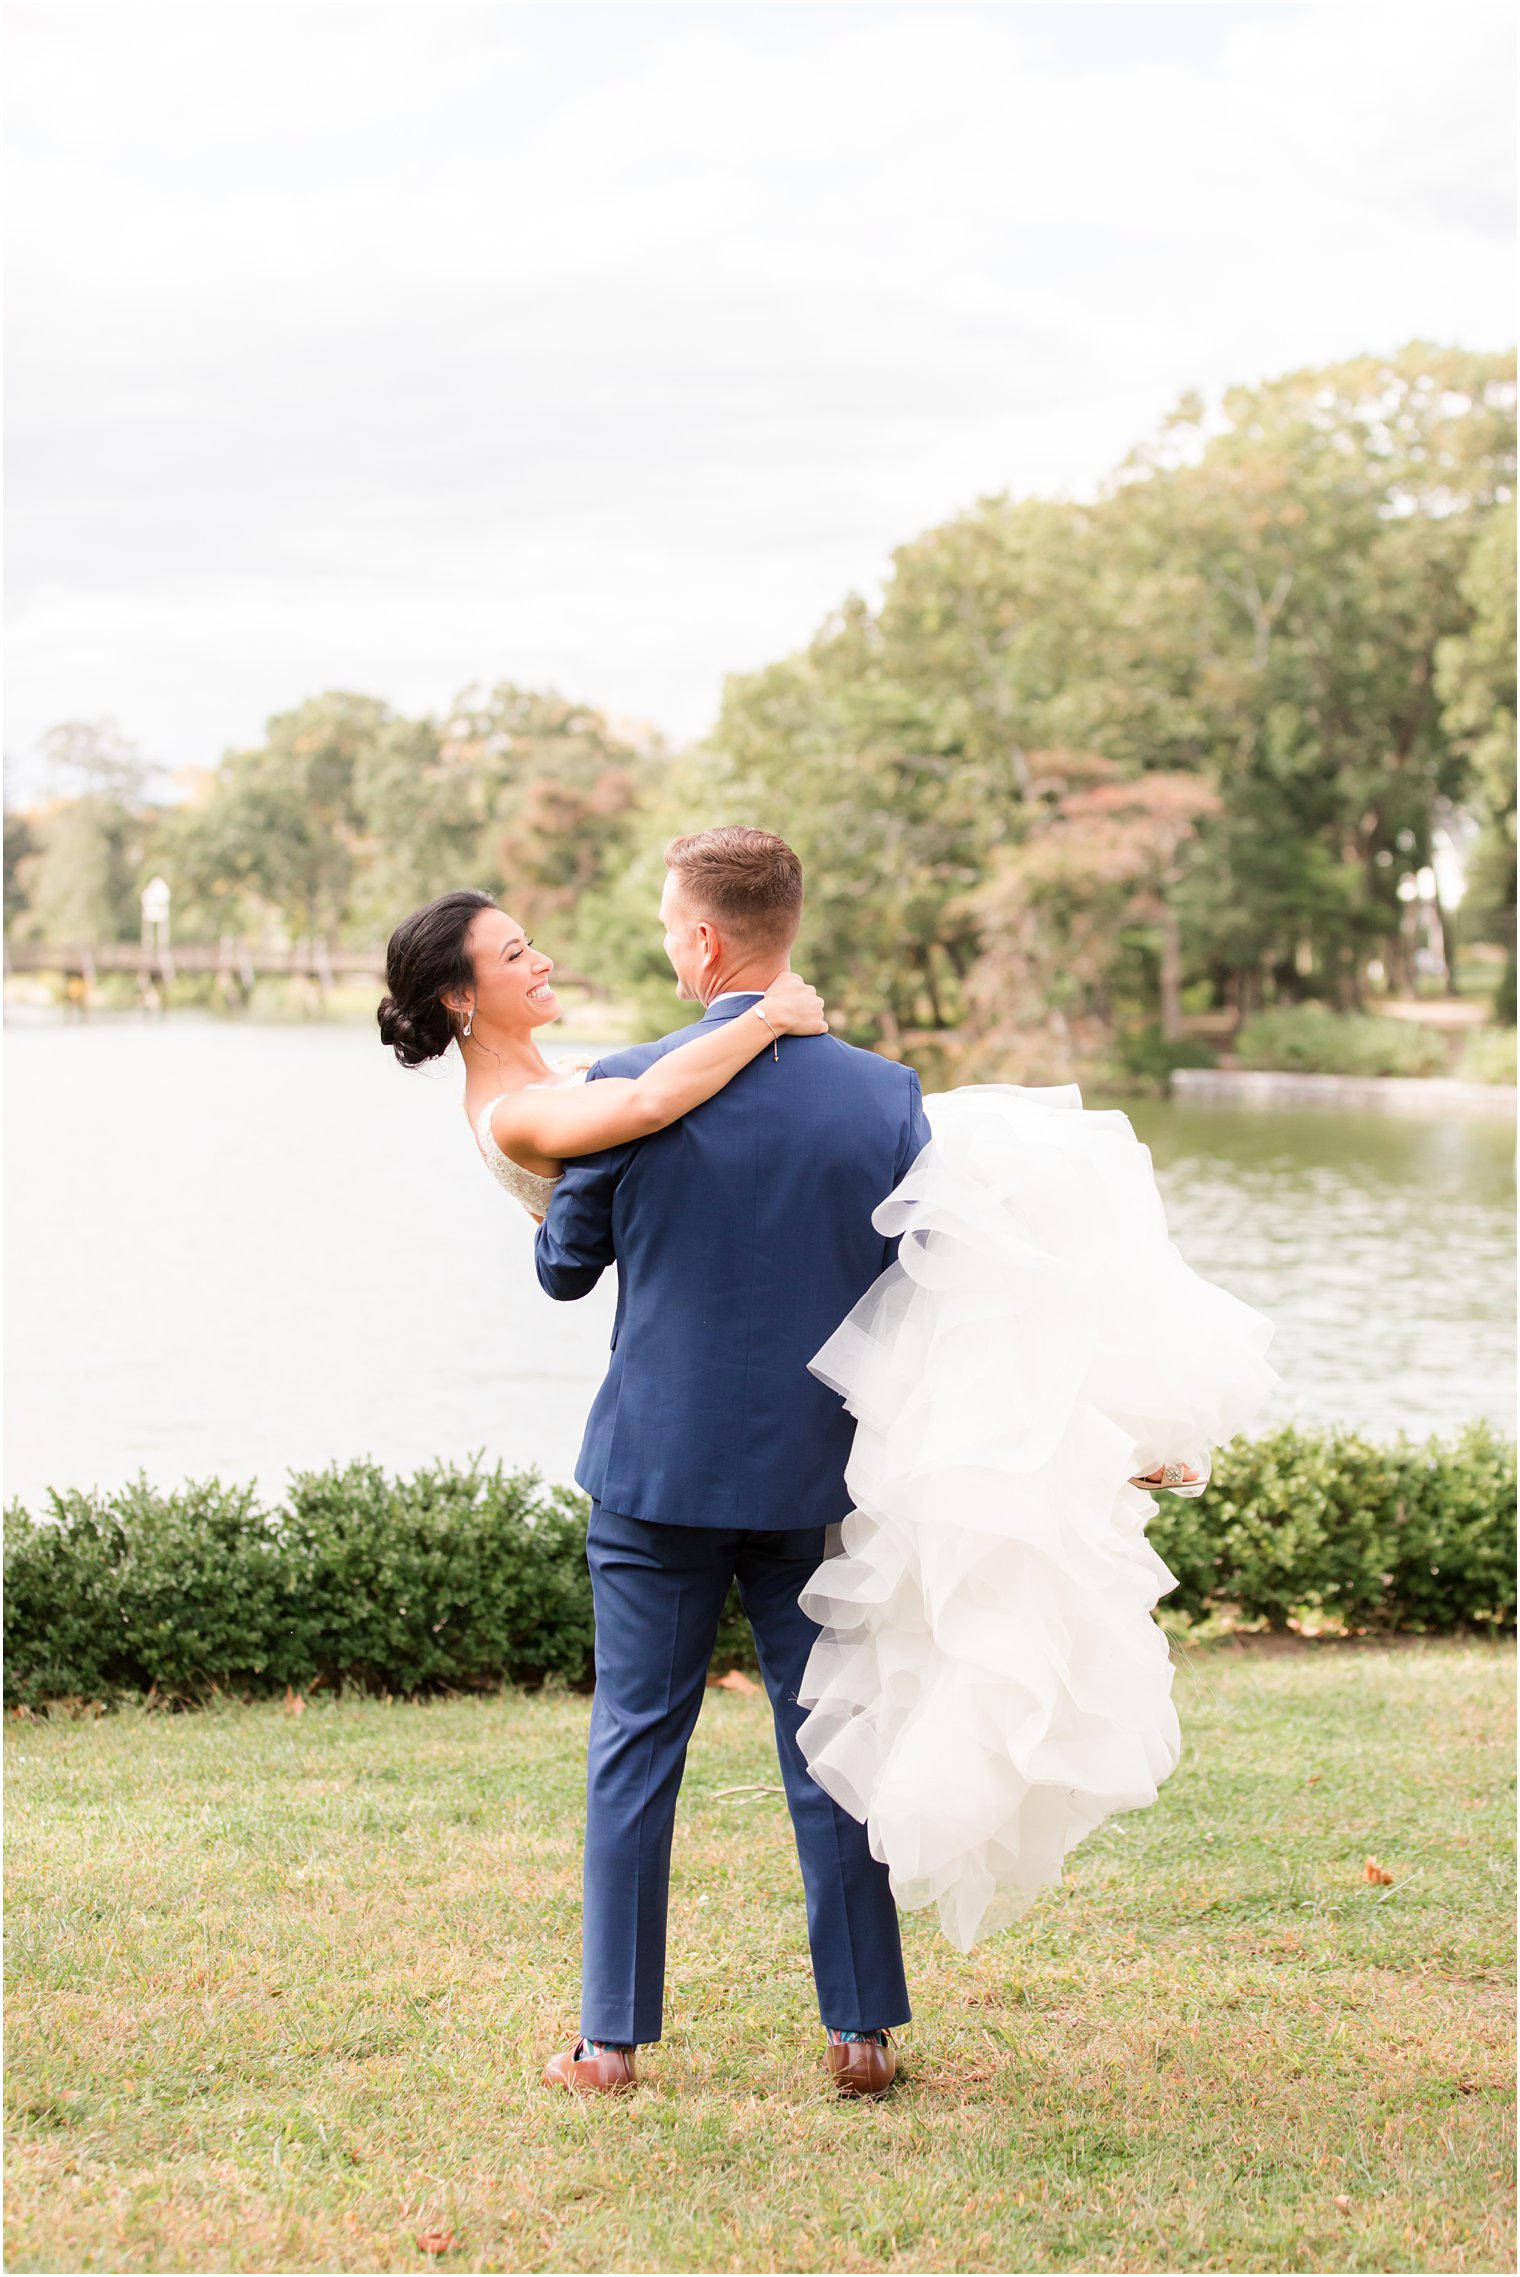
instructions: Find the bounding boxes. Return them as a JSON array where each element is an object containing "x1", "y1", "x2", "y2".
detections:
[{"x1": 579, "y1": 1500, "x2": 910, "y2": 2045}]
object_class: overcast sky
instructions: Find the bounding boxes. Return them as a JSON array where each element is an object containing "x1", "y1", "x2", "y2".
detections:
[{"x1": 5, "y1": 1, "x2": 1514, "y2": 797}]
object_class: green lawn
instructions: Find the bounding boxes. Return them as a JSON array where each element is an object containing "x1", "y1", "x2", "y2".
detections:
[{"x1": 5, "y1": 1641, "x2": 1514, "y2": 2274}]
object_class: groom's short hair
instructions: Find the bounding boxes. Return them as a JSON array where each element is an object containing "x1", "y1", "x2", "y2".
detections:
[{"x1": 665, "y1": 826, "x2": 804, "y2": 950}]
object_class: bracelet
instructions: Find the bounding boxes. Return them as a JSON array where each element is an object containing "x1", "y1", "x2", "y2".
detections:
[{"x1": 751, "y1": 1002, "x2": 781, "y2": 1060}]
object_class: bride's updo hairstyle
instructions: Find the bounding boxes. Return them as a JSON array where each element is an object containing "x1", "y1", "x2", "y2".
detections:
[{"x1": 378, "y1": 888, "x2": 497, "y2": 1067}]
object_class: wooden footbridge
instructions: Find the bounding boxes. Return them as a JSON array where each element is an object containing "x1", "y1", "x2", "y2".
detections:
[{"x1": 5, "y1": 935, "x2": 383, "y2": 1002}]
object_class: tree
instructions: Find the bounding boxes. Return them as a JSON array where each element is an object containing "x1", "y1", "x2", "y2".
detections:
[
  {"x1": 3, "y1": 772, "x2": 37, "y2": 934},
  {"x1": 710, "y1": 606, "x2": 978, "y2": 1046},
  {"x1": 433, "y1": 681, "x2": 666, "y2": 963},
  {"x1": 1437, "y1": 499, "x2": 1518, "y2": 1019},
  {"x1": 348, "y1": 714, "x2": 479, "y2": 933},
  {"x1": 10, "y1": 719, "x2": 160, "y2": 946},
  {"x1": 707, "y1": 347, "x2": 1515, "y2": 1045},
  {"x1": 39, "y1": 718, "x2": 160, "y2": 805},
  {"x1": 11, "y1": 795, "x2": 144, "y2": 946},
  {"x1": 164, "y1": 692, "x2": 388, "y2": 940},
  {"x1": 966, "y1": 756, "x2": 1218, "y2": 1073},
  {"x1": 496, "y1": 768, "x2": 641, "y2": 939},
  {"x1": 1098, "y1": 344, "x2": 1515, "y2": 1008}
]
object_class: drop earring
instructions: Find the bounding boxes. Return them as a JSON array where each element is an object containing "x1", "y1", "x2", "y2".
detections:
[{"x1": 461, "y1": 1010, "x2": 474, "y2": 1040}]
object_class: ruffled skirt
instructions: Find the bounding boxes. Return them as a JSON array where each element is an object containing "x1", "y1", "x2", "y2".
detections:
[{"x1": 795, "y1": 1083, "x2": 1277, "y2": 1951}]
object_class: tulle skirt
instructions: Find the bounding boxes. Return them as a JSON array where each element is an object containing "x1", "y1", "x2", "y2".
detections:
[{"x1": 795, "y1": 1084, "x2": 1278, "y2": 1952}]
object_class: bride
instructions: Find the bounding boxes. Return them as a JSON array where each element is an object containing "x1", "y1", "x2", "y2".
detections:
[
  {"x1": 795, "y1": 1081, "x2": 1275, "y2": 1949},
  {"x1": 377, "y1": 888, "x2": 828, "y2": 1203},
  {"x1": 380, "y1": 885, "x2": 1275, "y2": 1953}
]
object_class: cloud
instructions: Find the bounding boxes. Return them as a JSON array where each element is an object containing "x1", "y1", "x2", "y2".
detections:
[{"x1": 5, "y1": 2, "x2": 1513, "y2": 783}]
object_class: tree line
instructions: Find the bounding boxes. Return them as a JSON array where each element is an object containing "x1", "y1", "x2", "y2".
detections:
[{"x1": 5, "y1": 342, "x2": 1515, "y2": 1058}]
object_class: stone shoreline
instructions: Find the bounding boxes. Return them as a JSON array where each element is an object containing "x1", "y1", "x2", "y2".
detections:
[{"x1": 1171, "y1": 1066, "x2": 1516, "y2": 1118}]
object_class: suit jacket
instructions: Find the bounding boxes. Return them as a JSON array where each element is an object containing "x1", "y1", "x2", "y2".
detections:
[{"x1": 534, "y1": 993, "x2": 932, "y2": 1530}]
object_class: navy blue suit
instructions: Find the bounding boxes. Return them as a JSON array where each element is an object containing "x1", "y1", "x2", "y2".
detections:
[{"x1": 535, "y1": 993, "x2": 931, "y2": 2043}]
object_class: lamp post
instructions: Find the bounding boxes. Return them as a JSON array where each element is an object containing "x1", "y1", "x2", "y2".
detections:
[{"x1": 140, "y1": 876, "x2": 174, "y2": 998}]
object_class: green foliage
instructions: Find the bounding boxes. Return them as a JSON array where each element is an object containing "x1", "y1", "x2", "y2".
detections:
[
  {"x1": 1235, "y1": 1004, "x2": 1450, "y2": 1077},
  {"x1": 705, "y1": 343, "x2": 1517, "y2": 1052},
  {"x1": 9, "y1": 794, "x2": 150, "y2": 946},
  {"x1": 1457, "y1": 1026, "x2": 1518, "y2": 1084},
  {"x1": 5, "y1": 1431, "x2": 1513, "y2": 1708},
  {"x1": 278, "y1": 1457, "x2": 595, "y2": 1696},
  {"x1": 563, "y1": 751, "x2": 715, "y2": 1037},
  {"x1": 3, "y1": 805, "x2": 37, "y2": 928},
  {"x1": 2, "y1": 1477, "x2": 293, "y2": 1707},
  {"x1": 3, "y1": 1459, "x2": 594, "y2": 1709},
  {"x1": 1111, "y1": 1026, "x2": 1218, "y2": 1090},
  {"x1": 1437, "y1": 499, "x2": 1517, "y2": 1027},
  {"x1": 161, "y1": 691, "x2": 390, "y2": 940},
  {"x1": 1157, "y1": 1423, "x2": 1516, "y2": 1633},
  {"x1": 90, "y1": 683, "x2": 666, "y2": 960}
]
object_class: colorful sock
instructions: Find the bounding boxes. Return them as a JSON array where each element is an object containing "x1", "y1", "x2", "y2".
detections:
[
  {"x1": 826, "y1": 2026, "x2": 887, "y2": 2045},
  {"x1": 576, "y1": 2035, "x2": 633, "y2": 2057}
]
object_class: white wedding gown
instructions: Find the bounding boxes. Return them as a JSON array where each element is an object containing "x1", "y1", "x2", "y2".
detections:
[{"x1": 794, "y1": 1083, "x2": 1278, "y2": 1952}]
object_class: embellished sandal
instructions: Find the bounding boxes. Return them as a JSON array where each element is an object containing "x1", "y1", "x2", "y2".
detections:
[{"x1": 1128, "y1": 1459, "x2": 1209, "y2": 1499}]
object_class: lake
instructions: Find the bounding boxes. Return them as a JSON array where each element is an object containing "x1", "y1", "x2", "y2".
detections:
[{"x1": 4, "y1": 1017, "x2": 1514, "y2": 1509}]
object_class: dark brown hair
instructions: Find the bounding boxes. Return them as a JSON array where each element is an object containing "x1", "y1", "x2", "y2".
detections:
[
  {"x1": 377, "y1": 888, "x2": 496, "y2": 1066},
  {"x1": 664, "y1": 826, "x2": 803, "y2": 949}
]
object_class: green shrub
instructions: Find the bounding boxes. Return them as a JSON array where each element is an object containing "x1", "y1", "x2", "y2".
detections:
[
  {"x1": 3, "y1": 1478, "x2": 294, "y2": 1709},
  {"x1": 4, "y1": 1430, "x2": 1513, "y2": 1708},
  {"x1": 1152, "y1": 1421, "x2": 1516, "y2": 1633},
  {"x1": 1457, "y1": 1027, "x2": 1518, "y2": 1085},
  {"x1": 4, "y1": 1460, "x2": 595, "y2": 1709},
  {"x1": 279, "y1": 1457, "x2": 595, "y2": 1695},
  {"x1": 1112, "y1": 1027, "x2": 1219, "y2": 1091},
  {"x1": 1236, "y1": 1005, "x2": 1449, "y2": 1078}
]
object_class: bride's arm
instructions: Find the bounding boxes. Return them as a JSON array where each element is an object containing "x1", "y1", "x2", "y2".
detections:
[{"x1": 493, "y1": 973, "x2": 827, "y2": 1165}]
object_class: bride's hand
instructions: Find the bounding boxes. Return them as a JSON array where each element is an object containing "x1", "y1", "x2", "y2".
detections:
[{"x1": 761, "y1": 971, "x2": 829, "y2": 1036}]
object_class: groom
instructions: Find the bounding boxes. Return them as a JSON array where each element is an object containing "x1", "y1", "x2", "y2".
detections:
[{"x1": 534, "y1": 825, "x2": 930, "y2": 2098}]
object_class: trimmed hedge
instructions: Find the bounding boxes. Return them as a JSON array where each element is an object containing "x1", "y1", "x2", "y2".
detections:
[
  {"x1": 1156, "y1": 1422, "x2": 1515, "y2": 1636},
  {"x1": 4, "y1": 1425, "x2": 1514, "y2": 1709},
  {"x1": 3, "y1": 1460, "x2": 594, "y2": 1711}
]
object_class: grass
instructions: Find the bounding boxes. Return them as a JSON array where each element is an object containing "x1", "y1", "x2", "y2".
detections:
[{"x1": 5, "y1": 1640, "x2": 1514, "y2": 2274}]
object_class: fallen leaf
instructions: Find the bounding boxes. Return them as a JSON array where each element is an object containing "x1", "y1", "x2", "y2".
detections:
[
  {"x1": 1334, "y1": 2196, "x2": 1351, "y2": 2213},
  {"x1": 1363, "y1": 1857, "x2": 1394, "y2": 1885},
  {"x1": 283, "y1": 1687, "x2": 306, "y2": 1717},
  {"x1": 714, "y1": 1669, "x2": 759, "y2": 1694},
  {"x1": 417, "y1": 2231, "x2": 456, "y2": 2255}
]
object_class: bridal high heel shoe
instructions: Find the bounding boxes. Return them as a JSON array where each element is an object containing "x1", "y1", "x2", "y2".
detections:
[{"x1": 1128, "y1": 1458, "x2": 1209, "y2": 1498}]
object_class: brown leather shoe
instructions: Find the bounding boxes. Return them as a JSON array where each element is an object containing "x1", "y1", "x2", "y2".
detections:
[
  {"x1": 543, "y1": 2037, "x2": 637, "y2": 2095},
  {"x1": 824, "y1": 2030, "x2": 898, "y2": 2098}
]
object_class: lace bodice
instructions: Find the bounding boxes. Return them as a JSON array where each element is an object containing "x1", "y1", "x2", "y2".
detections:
[{"x1": 473, "y1": 1067, "x2": 588, "y2": 1220}]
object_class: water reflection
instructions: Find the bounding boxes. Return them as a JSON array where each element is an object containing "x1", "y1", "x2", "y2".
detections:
[{"x1": 1122, "y1": 1099, "x2": 1515, "y2": 1441}]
